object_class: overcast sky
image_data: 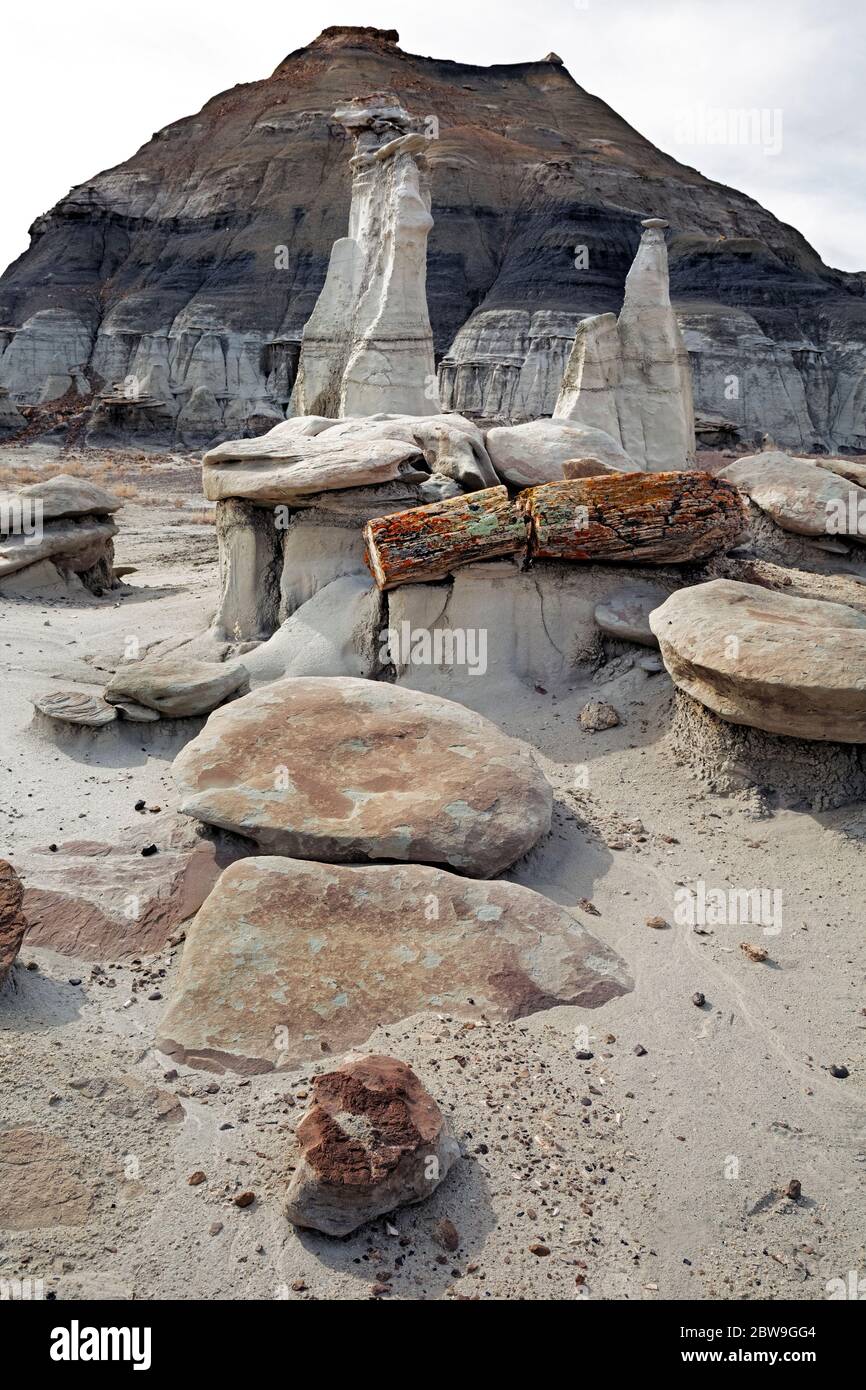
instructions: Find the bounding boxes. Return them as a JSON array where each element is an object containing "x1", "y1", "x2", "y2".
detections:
[{"x1": 2, "y1": 0, "x2": 862, "y2": 276}]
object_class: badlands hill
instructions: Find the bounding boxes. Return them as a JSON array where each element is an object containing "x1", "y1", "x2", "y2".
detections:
[{"x1": 0, "y1": 24, "x2": 863, "y2": 451}]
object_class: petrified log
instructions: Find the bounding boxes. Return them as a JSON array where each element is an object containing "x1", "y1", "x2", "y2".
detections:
[
  {"x1": 364, "y1": 486, "x2": 526, "y2": 589},
  {"x1": 519, "y1": 471, "x2": 748, "y2": 564}
]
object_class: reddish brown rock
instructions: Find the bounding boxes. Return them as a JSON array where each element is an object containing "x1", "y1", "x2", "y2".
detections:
[
  {"x1": 285, "y1": 1055, "x2": 459, "y2": 1236},
  {"x1": 156, "y1": 857, "x2": 631, "y2": 1073},
  {"x1": 0, "y1": 860, "x2": 27, "y2": 988},
  {"x1": 19, "y1": 817, "x2": 248, "y2": 958},
  {"x1": 0, "y1": 1129, "x2": 94, "y2": 1228},
  {"x1": 173, "y1": 676, "x2": 552, "y2": 877}
]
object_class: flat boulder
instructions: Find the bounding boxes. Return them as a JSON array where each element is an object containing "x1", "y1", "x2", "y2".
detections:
[
  {"x1": 0, "y1": 861, "x2": 28, "y2": 988},
  {"x1": 649, "y1": 579, "x2": 866, "y2": 742},
  {"x1": 202, "y1": 436, "x2": 428, "y2": 504},
  {"x1": 0, "y1": 474, "x2": 121, "y2": 522},
  {"x1": 285, "y1": 1055, "x2": 459, "y2": 1236},
  {"x1": 172, "y1": 676, "x2": 552, "y2": 875},
  {"x1": 156, "y1": 857, "x2": 632, "y2": 1072},
  {"x1": 105, "y1": 657, "x2": 247, "y2": 717},
  {"x1": 720, "y1": 450, "x2": 866, "y2": 538},
  {"x1": 486, "y1": 419, "x2": 635, "y2": 487}
]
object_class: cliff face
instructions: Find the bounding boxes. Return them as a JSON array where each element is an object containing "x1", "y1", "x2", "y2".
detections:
[{"x1": 0, "y1": 25, "x2": 863, "y2": 451}]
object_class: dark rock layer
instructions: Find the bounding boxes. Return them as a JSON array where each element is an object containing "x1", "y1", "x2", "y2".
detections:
[{"x1": 0, "y1": 25, "x2": 862, "y2": 450}]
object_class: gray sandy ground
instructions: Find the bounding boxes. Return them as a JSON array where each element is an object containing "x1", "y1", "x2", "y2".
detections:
[{"x1": 1, "y1": 444, "x2": 864, "y2": 1301}]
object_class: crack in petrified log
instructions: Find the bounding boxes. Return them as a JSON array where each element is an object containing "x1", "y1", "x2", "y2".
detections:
[{"x1": 363, "y1": 472, "x2": 750, "y2": 588}]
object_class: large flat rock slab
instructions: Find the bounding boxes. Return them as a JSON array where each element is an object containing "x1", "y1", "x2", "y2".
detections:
[
  {"x1": 173, "y1": 676, "x2": 552, "y2": 875},
  {"x1": 650, "y1": 578, "x2": 866, "y2": 742},
  {"x1": 721, "y1": 450, "x2": 866, "y2": 537},
  {"x1": 202, "y1": 436, "x2": 428, "y2": 503},
  {"x1": 156, "y1": 857, "x2": 632, "y2": 1072},
  {"x1": 0, "y1": 474, "x2": 121, "y2": 523}
]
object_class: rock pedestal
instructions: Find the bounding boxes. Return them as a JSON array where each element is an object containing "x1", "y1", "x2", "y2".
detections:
[
  {"x1": 0, "y1": 475, "x2": 121, "y2": 595},
  {"x1": 650, "y1": 579, "x2": 866, "y2": 742},
  {"x1": 555, "y1": 219, "x2": 696, "y2": 471},
  {"x1": 669, "y1": 690, "x2": 866, "y2": 811},
  {"x1": 290, "y1": 93, "x2": 438, "y2": 419}
]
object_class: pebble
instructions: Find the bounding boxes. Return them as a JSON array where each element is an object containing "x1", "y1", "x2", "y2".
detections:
[
  {"x1": 188, "y1": 1171, "x2": 206, "y2": 1186},
  {"x1": 432, "y1": 1218, "x2": 460, "y2": 1252},
  {"x1": 829, "y1": 1064, "x2": 849, "y2": 1079},
  {"x1": 233, "y1": 1191, "x2": 255, "y2": 1208},
  {"x1": 740, "y1": 942, "x2": 769, "y2": 963},
  {"x1": 692, "y1": 992, "x2": 706, "y2": 1007},
  {"x1": 633, "y1": 1044, "x2": 648, "y2": 1056}
]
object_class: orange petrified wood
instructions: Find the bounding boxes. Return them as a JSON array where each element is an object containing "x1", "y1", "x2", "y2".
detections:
[
  {"x1": 518, "y1": 471, "x2": 750, "y2": 565},
  {"x1": 364, "y1": 485, "x2": 526, "y2": 589}
]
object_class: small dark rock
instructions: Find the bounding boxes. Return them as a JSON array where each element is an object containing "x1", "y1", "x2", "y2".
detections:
[{"x1": 432, "y1": 1217, "x2": 460, "y2": 1252}]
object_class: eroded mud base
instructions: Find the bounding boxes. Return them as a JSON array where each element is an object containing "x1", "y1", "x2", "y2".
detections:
[{"x1": 670, "y1": 690, "x2": 866, "y2": 810}]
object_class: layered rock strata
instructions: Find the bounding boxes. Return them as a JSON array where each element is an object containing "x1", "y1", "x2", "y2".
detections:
[{"x1": 1, "y1": 28, "x2": 862, "y2": 451}]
